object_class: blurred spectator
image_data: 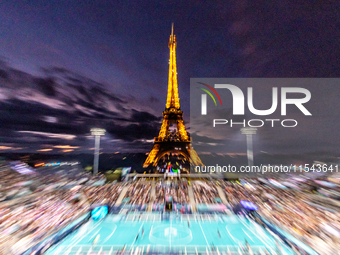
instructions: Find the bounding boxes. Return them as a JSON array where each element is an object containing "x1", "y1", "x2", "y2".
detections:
[
  {"x1": 124, "y1": 181, "x2": 151, "y2": 205},
  {"x1": 193, "y1": 181, "x2": 220, "y2": 204}
]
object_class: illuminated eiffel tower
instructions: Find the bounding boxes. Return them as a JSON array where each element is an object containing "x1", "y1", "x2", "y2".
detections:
[{"x1": 143, "y1": 24, "x2": 203, "y2": 171}]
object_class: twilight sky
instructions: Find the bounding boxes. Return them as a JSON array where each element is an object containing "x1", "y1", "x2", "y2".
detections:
[{"x1": 0, "y1": 1, "x2": 340, "y2": 154}]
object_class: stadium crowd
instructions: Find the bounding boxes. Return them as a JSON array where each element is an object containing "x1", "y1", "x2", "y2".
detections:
[
  {"x1": 2, "y1": 160, "x2": 340, "y2": 254},
  {"x1": 82, "y1": 183, "x2": 124, "y2": 206},
  {"x1": 0, "y1": 164, "x2": 36, "y2": 202},
  {"x1": 0, "y1": 189, "x2": 89, "y2": 254},
  {"x1": 0, "y1": 162, "x2": 121, "y2": 254},
  {"x1": 0, "y1": 162, "x2": 106, "y2": 203},
  {"x1": 221, "y1": 181, "x2": 340, "y2": 254},
  {"x1": 123, "y1": 182, "x2": 151, "y2": 205},
  {"x1": 154, "y1": 181, "x2": 189, "y2": 205},
  {"x1": 192, "y1": 181, "x2": 220, "y2": 204}
]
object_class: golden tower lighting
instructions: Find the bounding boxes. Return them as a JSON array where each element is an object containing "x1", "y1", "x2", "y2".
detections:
[{"x1": 143, "y1": 24, "x2": 203, "y2": 170}]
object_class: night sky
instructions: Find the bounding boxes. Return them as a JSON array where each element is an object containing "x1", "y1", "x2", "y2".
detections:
[{"x1": 0, "y1": 1, "x2": 340, "y2": 155}]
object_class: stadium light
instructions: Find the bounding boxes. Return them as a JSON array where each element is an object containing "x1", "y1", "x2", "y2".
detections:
[
  {"x1": 241, "y1": 127, "x2": 257, "y2": 167},
  {"x1": 91, "y1": 128, "x2": 106, "y2": 175}
]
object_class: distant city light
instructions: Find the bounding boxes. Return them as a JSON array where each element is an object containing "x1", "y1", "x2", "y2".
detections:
[{"x1": 34, "y1": 162, "x2": 80, "y2": 167}]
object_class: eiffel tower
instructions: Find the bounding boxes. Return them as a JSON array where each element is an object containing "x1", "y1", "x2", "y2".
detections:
[{"x1": 143, "y1": 24, "x2": 203, "y2": 172}]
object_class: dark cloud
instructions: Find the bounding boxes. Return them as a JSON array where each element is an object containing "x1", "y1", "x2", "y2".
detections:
[
  {"x1": 34, "y1": 77, "x2": 56, "y2": 97},
  {"x1": 0, "y1": 69, "x2": 8, "y2": 80},
  {"x1": 130, "y1": 109, "x2": 162, "y2": 123},
  {"x1": 0, "y1": 61, "x2": 162, "y2": 152},
  {"x1": 0, "y1": 99, "x2": 87, "y2": 137},
  {"x1": 106, "y1": 122, "x2": 159, "y2": 142}
]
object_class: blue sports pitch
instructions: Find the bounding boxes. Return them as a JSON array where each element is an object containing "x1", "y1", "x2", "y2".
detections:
[{"x1": 46, "y1": 213, "x2": 295, "y2": 254}]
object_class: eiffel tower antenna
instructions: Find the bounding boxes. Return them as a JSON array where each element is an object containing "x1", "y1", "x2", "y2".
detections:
[
  {"x1": 171, "y1": 23, "x2": 174, "y2": 43},
  {"x1": 166, "y1": 23, "x2": 179, "y2": 109}
]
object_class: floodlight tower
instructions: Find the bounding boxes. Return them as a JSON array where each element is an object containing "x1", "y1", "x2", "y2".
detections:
[
  {"x1": 91, "y1": 128, "x2": 106, "y2": 175},
  {"x1": 241, "y1": 127, "x2": 257, "y2": 167}
]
